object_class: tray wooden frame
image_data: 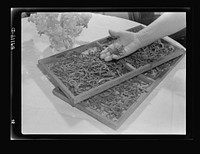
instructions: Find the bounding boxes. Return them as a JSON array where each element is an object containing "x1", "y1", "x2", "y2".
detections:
[
  {"x1": 52, "y1": 52, "x2": 185, "y2": 130},
  {"x1": 38, "y1": 25, "x2": 185, "y2": 105}
]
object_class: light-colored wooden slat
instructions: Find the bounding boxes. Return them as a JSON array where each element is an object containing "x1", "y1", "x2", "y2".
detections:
[
  {"x1": 145, "y1": 54, "x2": 185, "y2": 92},
  {"x1": 52, "y1": 87, "x2": 75, "y2": 107},
  {"x1": 137, "y1": 74, "x2": 155, "y2": 84}
]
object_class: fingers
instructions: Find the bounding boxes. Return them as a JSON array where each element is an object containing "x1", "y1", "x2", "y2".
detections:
[
  {"x1": 100, "y1": 46, "x2": 112, "y2": 59},
  {"x1": 100, "y1": 29, "x2": 138, "y2": 61},
  {"x1": 100, "y1": 43, "x2": 138, "y2": 61},
  {"x1": 100, "y1": 42, "x2": 113, "y2": 58},
  {"x1": 104, "y1": 56, "x2": 112, "y2": 61},
  {"x1": 100, "y1": 29, "x2": 121, "y2": 60},
  {"x1": 100, "y1": 43, "x2": 123, "y2": 61},
  {"x1": 100, "y1": 52, "x2": 107, "y2": 59},
  {"x1": 104, "y1": 54, "x2": 119, "y2": 61},
  {"x1": 100, "y1": 50, "x2": 110, "y2": 58},
  {"x1": 112, "y1": 54, "x2": 120, "y2": 60}
]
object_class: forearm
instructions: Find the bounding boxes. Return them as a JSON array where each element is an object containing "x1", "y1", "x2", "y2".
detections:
[{"x1": 136, "y1": 12, "x2": 186, "y2": 48}]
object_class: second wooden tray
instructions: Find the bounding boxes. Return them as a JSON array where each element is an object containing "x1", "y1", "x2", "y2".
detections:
[{"x1": 52, "y1": 54, "x2": 185, "y2": 130}]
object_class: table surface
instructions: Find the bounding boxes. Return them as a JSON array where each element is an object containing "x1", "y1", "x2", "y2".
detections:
[{"x1": 22, "y1": 13, "x2": 186, "y2": 134}]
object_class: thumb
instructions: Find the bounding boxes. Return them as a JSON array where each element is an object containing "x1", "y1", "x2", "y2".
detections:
[{"x1": 108, "y1": 29, "x2": 120, "y2": 38}]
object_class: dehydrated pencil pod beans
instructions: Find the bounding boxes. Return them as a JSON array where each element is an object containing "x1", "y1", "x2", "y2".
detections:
[
  {"x1": 46, "y1": 46, "x2": 130, "y2": 96},
  {"x1": 123, "y1": 39, "x2": 175, "y2": 69},
  {"x1": 143, "y1": 57, "x2": 180, "y2": 80},
  {"x1": 80, "y1": 76, "x2": 151, "y2": 122}
]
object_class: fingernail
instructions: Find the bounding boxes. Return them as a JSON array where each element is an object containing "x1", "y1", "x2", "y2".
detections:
[
  {"x1": 112, "y1": 54, "x2": 119, "y2": 59},
  {"x1": 100, "y1": 53, "x2": 106, "y2": 59},
  {"x1": 105, "y1": 56, "x2": 112, "y2": 61},
  {"x1": 106, "y1": 52, "x2": 110, "y2": 56},
  {"x1": 101, "y1": 50, "x2": 107, "y2": 54}
]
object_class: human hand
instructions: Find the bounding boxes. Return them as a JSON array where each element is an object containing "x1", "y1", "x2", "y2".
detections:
[{"x1": 100, "y1": 29, "x2": 142, "y2": 61}]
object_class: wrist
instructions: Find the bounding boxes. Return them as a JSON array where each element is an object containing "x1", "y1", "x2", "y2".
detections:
[
  {"x1": 135, "y1": 26, "x2": 162, "y2": 49},
  {"x1": 135, "y1": 31, "x2": 151, "y2": 49}
]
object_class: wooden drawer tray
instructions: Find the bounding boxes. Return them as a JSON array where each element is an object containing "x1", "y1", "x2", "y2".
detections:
[
  {"x1": 52, "y1": 54, "x2": 185, "y2": 130},
  {"x1": 38, "y1": 25, "x2": 185, "y2": 105}
]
